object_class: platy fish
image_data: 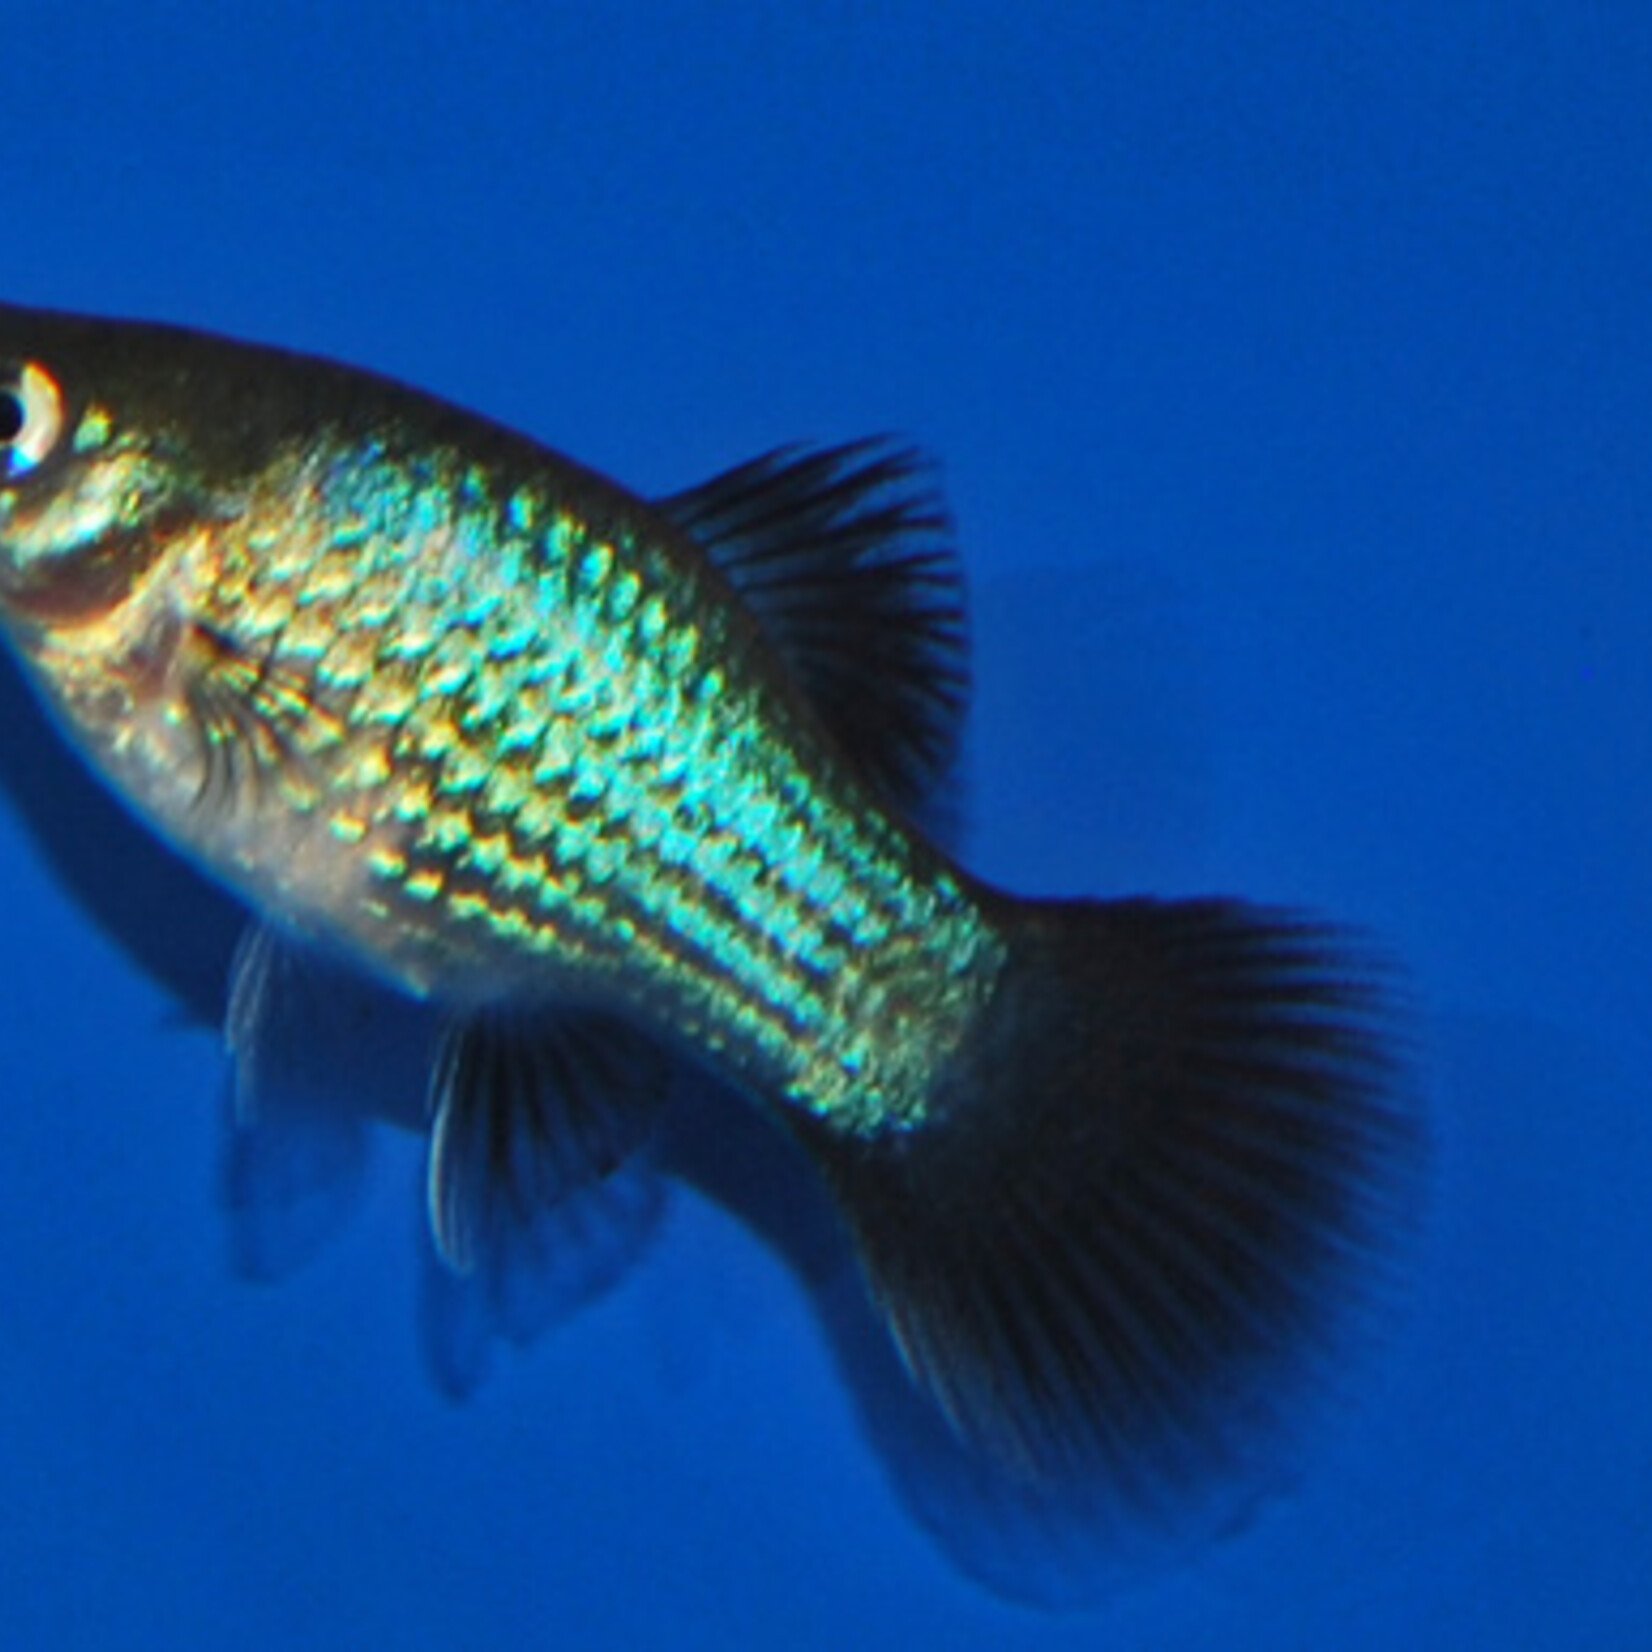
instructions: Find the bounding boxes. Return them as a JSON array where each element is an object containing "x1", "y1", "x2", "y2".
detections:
[{"x1": 0, "y1": 304, "x2": 1416, "y2": 1506}]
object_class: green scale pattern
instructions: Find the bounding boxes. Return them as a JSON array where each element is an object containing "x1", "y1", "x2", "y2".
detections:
[{"x1": 203, "y1": 435, "x2": 1006, "y2": 1135}]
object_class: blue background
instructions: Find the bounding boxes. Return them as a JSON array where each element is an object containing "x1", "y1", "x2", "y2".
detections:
[{"x1": 2, "y1": 3, "x2": 1649, "y2": 1646}]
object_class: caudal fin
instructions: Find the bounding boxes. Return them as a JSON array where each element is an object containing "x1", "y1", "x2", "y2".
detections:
[{"x1": 803, "y1": 897, "x2": 1420, "y2": 1510}]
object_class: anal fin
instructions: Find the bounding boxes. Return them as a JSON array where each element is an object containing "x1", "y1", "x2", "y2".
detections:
[
  {"x1": 427, "y1": 1006, "x2": 671, "y2": 1273},
  {"x1": 420, "y1": 1159, "x2": 668, "y2": 1399}
]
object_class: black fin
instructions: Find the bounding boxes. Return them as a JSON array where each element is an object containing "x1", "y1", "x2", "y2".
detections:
[
  {"x1": 801, "y1": 898, "x2": 1420, "y2": 1508},
  {"x1": 659, "y1": 439, "x2": 968, "y2": 812},
  {"x1": 427, "y1": 1007, "x2": 671, "y2": 1272},
  {"x1": 419, "y1": 1157, "x2": 668, "y2": 1399}
]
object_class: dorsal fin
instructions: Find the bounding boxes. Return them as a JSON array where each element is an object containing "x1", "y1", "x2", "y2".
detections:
[{"x1": 658, "y1": 439, "x2": 969, "y2": 814}]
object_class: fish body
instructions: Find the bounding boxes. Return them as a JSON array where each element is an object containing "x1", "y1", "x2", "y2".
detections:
[
  {"x1": 0, "y1": 304, "x2": 1417, "y2": 1503},
  {"x1": 0, "y1": 324, "x2": 991, "y2": 1134}
]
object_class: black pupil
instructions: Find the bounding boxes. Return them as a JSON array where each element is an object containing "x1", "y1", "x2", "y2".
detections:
[{"x1": 0, "y1": 389, "x2": 23, "y2": 445}]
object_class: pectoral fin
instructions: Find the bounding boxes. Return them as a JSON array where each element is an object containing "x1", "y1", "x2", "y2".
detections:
[{"x1": 180, "y1": 622, "x2": 341, "y2": 814}]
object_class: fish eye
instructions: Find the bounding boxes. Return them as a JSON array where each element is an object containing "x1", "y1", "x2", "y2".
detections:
[{"x1": 0, "y1": 361, "x2": 67, "y2": 481}]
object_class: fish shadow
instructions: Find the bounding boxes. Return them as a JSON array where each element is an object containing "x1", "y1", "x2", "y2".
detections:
[{"x1": 0, "y1": 645, "x2": 244, "y2": 1024}]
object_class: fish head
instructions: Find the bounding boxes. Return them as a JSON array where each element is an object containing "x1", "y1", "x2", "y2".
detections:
[
  {"x1": 0, "y1": 305, "x2": 238, "y2": 634},
  {"x1": 0, "y1": 303, "x2": 296, "y2": 824}
]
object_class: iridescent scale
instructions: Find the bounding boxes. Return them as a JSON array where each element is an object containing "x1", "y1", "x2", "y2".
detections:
[{"x1": 185, "y1": 434, "x2": 1006, "y2": 1134}]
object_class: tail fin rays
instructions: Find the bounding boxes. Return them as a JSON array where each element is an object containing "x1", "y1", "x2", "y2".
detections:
[{"x1": 803, "y1": 898, "x2": 1420, "y2": 1514}]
